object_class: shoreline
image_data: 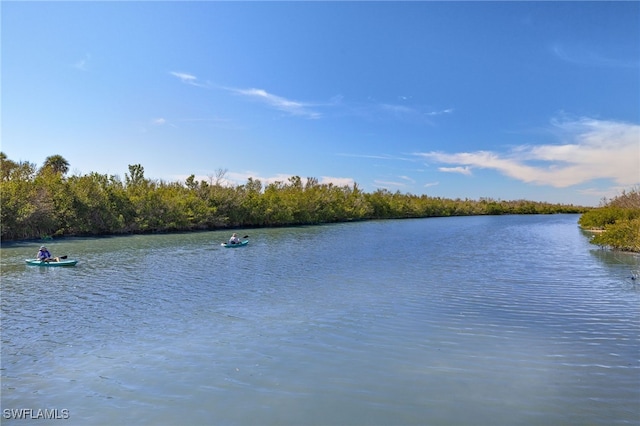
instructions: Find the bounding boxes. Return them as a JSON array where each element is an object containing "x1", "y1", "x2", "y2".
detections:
[{"x1": 2, "y1": 212, "x2": 584, "y2": 245}]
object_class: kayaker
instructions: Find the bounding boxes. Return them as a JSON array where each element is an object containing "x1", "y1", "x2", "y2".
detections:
[
  {"x1": 228, "y1": 233, "x2": 241, "y2": 245},
  {"x1": 36, "y1": 246, "x2": 59, "y2": 262}
]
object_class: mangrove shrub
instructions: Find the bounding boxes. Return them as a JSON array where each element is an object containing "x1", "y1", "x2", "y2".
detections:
[{"x1": 1, "y1": 153, "x2": 589, "y2": 241}]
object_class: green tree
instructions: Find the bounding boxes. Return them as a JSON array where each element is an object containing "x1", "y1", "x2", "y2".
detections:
[
  {"x1": 591, "y1": 218, "x2": 640, "y2": 252},
  {"x1": 125, "y1": 164, "x2": 146, "y2": 187},
  {"x1": 41, "y1": 155, "x2": 70, "y2": 176},
  {"x1": 579, "y1": 187, "x2": 640, "y2": 252},
  {"x1": 0, "y1": 154, "x2": 593, "y2": 241}
]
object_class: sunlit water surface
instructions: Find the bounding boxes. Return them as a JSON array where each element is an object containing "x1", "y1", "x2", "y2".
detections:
[{"x1": 2, "y1": 215, "x2": 639, "y2": 425}]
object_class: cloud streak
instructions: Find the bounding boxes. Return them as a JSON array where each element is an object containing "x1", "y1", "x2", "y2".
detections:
[
  {"x1": 551, "y1": 43, "x2": 640, "y2": 69},
  {"x1": 374, "y1": 180, "x2": 408, "y2": 188},
  {"x1": 373, "y1": 103, "x2": 453, "y2": 124},
  {"x1": 229, "y1": 87, "x2": 322, "y2": 119},
  {"x1": 439, "y1": 166, "x2": 472, "y2": 175},
  {"x1": 336, "y1": 153, "x2": 415, "y2": 162},
  {"x1": 72, "y1": 53, "x2": 91, "y2": 71},
  {"x1": 224, "y1": 171, "x2": 354, "y2": 188},
  {"x1": 169, "y1": 71, "x2": 212, "y2": 88},
  {"x1": 170, "y1": 71, "x2": 322, "y2": 119},
  {"x1": 169, "y1": 71, "x2": 454, "y2": 124},
  {"x1": 374, "y1": 175, "x2": 416, "y2": 189},
  {"x1": 426, "y1": 108, "x2": 454, "y2": 116},
  {"x1": 320, "y1": 176, "x2": 355, "y2": 187},
  {"x1": 416, "y1": 118, "x2": 640, "y2": 188}
]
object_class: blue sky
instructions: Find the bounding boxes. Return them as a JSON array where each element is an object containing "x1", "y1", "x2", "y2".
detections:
[{"x1": 3, "y1": 1, "x2": 639, "y2": 206}]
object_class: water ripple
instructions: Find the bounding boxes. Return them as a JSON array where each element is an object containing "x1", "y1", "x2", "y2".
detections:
[{"x1": 1, "y1": 216, "x2": 639, "y2": 425}]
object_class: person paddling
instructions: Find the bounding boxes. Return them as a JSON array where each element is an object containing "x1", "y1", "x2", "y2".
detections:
[
  {"x1": 36, "y1": 246, "x2": 59, "y2": 262},
  {"x1": 228, "y1": 233, "x2": 241, "y2": 245}
]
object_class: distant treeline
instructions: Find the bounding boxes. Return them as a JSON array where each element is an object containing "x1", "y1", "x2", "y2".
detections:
[
  {"x1": 1, "y1": 153, "x2": 589, "y2": 241},
  {"x1": 578, "y1": 187, "x2": 640, "y2": 252}
]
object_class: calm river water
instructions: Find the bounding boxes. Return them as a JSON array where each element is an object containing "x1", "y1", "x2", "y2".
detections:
[{"x1": 1, "y1": 214, "x2": 639, "y2": 425}]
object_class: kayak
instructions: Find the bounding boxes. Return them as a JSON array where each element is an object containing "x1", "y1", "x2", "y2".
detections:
[
  {"x1": 25, "y1": 259, "x2": 78, "y2": 267},
  {"x1": 221, "y1": 240, "x2": 249, "y2": 248}
]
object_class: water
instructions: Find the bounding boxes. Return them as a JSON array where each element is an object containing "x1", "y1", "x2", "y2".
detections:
[{"x1": 1, "y1": 215, "x2": 639, "y2": 425}]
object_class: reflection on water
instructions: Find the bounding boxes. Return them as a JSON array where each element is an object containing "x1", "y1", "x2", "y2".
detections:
[
  {"x1": 581, "y1": 228, "x2": 640, "y2": 281},
  {"x1": 1, "y1": 215, "x2": 639, "y2": 425},
  {"x1": 590, "y1": 247, "x2": 640, "y2": 279}
]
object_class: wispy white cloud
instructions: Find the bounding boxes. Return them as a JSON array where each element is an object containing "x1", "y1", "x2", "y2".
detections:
[
  {"x1": 426, "y1": 108, "x2": 454, "y2": 116},
  {"x1": 439, "y1": 166, "x2": 472, "y2": 175},
  {"x1": 374, "y1": 179, "x2": 408, "y2": 188},
  {"x1": 373, "y1": 175, "x2": 416, "y2": 190},
  {"x1": 424, "y1": 181, "x2": 439, "y2": 188},
  {"x1": 169, "y1": 71, "x2": 212, "y2": 88},
  {"x1": 416, "y1": 118, "x2": 640, "y2": 188},
  {"x1": 170, "y1": 71, "x2": 197, "y2": 83},
  {"x1": 380, "y1": 103, "x2": 416, "y2": 115},
  {"x1": 372, "y1": 102, "x2": 454, "y2": 124},
  {"x1": 551, "y1": 43, "x2": 639, "y2": 68},
  {"x1": 336, "y1": 153, "x2": 415, "y2": 162},
  {"x1": 170, "y1": 70, "x2": 326, "y2": 118},
  {"x1": 234, "y1": 172, "x2": 291, "y2": 186},
  {"x1": 578, "y1": 186, "x2": 621, "y2": 199},
  {"x1": 320, "y1": 176, "x2": 355, "y2": 187},
  {"x1": 228, "y1": 87, "x2": 321, "y2": 119},
  {"x1": 169, "y1": 71, "x2": 452, "y2": 124},
  {"x1": 398, "y1": 175, "x2": 416, "y2": 184},
  {"x1": 72, "y1": 54, "x2": 91, "y2": 71},
  {"x1": 225, "y1": 171, "x2": 354, "y2": 188},
  {"x1": 179, "y1": 117, "x2": 231, "y2": 124},
  {"x1": 172, "y1": 172, "x2": 355, "y2": 190},
  {"x1": 149, "y1": 117, "x2": 179, "y2": 129},
  {"x1": 377, "y1": 103, "x2": 422, "y2": 122}
]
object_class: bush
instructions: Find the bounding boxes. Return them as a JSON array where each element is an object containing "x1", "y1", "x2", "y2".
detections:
[{"x1": 580, "y1": 187, "x2": 640, "y2": 252}]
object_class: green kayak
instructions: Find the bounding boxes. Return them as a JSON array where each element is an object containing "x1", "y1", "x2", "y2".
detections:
[
  {"x1": 25, "y1": 259, "x2": 78, "y2": 267},
  {"x1": 221, "y1": 240, "x2": 249, "y2": 248}
]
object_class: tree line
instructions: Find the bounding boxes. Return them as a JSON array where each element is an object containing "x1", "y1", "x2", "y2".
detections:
[
  {"x1": 1, "y1": 153, "x2": 589, "y2": 242},
  {"x1": 578, "y1": 187, "x2": 640, "y2": 252}
]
